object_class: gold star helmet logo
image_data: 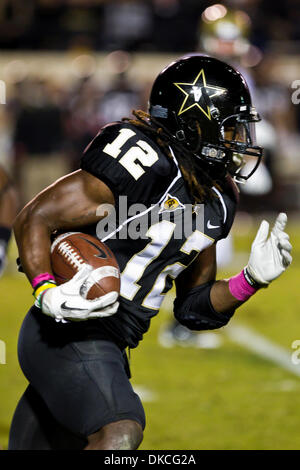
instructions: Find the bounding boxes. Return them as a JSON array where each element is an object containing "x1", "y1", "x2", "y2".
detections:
[{"x1": 174, "y1": 69, "x2": 227, "y2": 120}]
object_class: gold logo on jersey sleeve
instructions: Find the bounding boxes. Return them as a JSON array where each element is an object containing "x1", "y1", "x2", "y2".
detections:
[{"x1": 159, "y1": 194, "x2": 185, "y2": 213}]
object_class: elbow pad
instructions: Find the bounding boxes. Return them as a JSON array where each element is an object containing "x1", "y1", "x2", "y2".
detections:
[{"x1": 174, "y1": 281, "x2": 235, "y2": 331}]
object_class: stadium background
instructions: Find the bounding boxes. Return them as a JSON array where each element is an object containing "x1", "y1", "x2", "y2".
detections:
[{"x1": 0, "y1": 0, "x2": 300, "y2": 450}]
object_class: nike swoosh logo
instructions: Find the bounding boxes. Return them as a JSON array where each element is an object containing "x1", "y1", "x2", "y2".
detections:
[
  {"x1": 207, "y1": 220, "x2": 220, "y2": 229},
  {"x1": 61, "y1": 302, "x2": 88, "y2": 313},
  {"x1": 79, "y1": 236, "x2": 108, "y2": 259}
]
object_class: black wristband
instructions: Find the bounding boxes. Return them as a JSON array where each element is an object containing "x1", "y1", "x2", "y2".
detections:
[{"x1": 243, "y1": 267, "x2": 261, "y2": 288}]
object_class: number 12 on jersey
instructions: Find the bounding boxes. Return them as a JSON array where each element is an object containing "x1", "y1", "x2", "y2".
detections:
[{"x1": 103, "y1": 128, "x2": 159, "y2": 180}]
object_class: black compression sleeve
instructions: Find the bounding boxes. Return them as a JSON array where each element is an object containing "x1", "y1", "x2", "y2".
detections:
[{"x1": 174, "y1": 281, "x2": 235, "y2": 331}]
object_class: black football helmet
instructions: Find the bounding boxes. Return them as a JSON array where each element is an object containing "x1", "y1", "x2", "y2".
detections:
[{"x1": 149, "y1": 54, "x2": 263, "y2": 182}]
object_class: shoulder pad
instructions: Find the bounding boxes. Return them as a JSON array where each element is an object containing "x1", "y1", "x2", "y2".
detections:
[{"x1": 81, "y1": 122, "x2": 177, "y2": 204}]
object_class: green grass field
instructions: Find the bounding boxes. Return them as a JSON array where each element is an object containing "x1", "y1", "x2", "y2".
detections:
[{"x1": 1, "y1": 214, "x2": 300, "y2": 450}]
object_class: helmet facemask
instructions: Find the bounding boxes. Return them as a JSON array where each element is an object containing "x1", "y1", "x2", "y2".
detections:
[
  {"x1": 218, "y1": 105, "x2": 263, "y2": 183},
  {"x1": 171, "y1": 105, "x2": 263, "y2": 183}
]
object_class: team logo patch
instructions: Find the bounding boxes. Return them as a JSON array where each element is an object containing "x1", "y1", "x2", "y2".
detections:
[
  {"x1": 174, "y1": 69, "x2": 226, "y2": 120},
  {"x1": 159, "y1": 194, "x2": 185, "y2": 213}
]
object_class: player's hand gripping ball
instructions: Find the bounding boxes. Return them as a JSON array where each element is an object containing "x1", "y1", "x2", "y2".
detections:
[
  {"x1": 41, "y1": 232, "x2": 120, "y2": 322},
  {"x1": 51, "y1": 232, "x2": 120, "y2": 299}
]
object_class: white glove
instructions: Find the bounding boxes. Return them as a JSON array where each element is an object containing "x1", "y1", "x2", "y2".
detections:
[
  {"x1": 41, "y1": 264, "x2": 119, "y2": 322},
  {"x1": 246, "y1": 212, "x2": 292, "y2": 285}
]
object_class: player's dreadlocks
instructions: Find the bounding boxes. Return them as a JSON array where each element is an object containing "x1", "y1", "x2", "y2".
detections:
[{"x1": 123, "y1": 110, "x2": 221, "y2": 204}]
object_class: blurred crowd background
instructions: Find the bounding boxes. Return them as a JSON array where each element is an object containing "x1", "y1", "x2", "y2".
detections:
[{"x1": 0, "y1": 0, "x2": 300, "y2": 211}]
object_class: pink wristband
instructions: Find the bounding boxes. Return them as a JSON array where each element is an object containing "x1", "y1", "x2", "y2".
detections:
[
  {"x1": 32, "y1": 272, "x2": 56, "y2": 289},
  {"x1": 228, "y1": 269, "x2": 258, "y2": 301}
]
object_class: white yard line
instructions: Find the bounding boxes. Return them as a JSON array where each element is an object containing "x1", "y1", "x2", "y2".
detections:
[
  {"x1": 225, "y1": 323, "x2": 300, "y2": 378},
  {"x1": 132, "y1": 385, "x2": 158, "y2": 402}
]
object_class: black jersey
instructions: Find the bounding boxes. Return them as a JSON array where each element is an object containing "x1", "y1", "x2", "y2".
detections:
[{"x1": 79, "y1": 121, "x2": 238, "y2": 349}]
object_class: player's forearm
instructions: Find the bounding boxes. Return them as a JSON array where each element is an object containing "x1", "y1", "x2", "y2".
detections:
[
  {"x1": 13, "y1": 179, "x2": 105, "y2": 284},
  {"x1": 210, "y1": 279, "x2": 251, "y2": 314},
  {"x1": 174, "y1": 274, "x2": 261, "y2": 332},
  {"x1": 14, "y1": 208, "x2": 53, "y2": 283},
  {"x1": 13, "y1": 172, "x2": 115, "y2": 283}
]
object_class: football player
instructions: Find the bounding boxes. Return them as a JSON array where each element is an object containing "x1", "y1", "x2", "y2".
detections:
[
  {"x1": 9, "y1": 55, "x2": 292, "y2": 450},
  {"x1": 0, "y1": 165, "x2": 18, "y2": 277}
]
